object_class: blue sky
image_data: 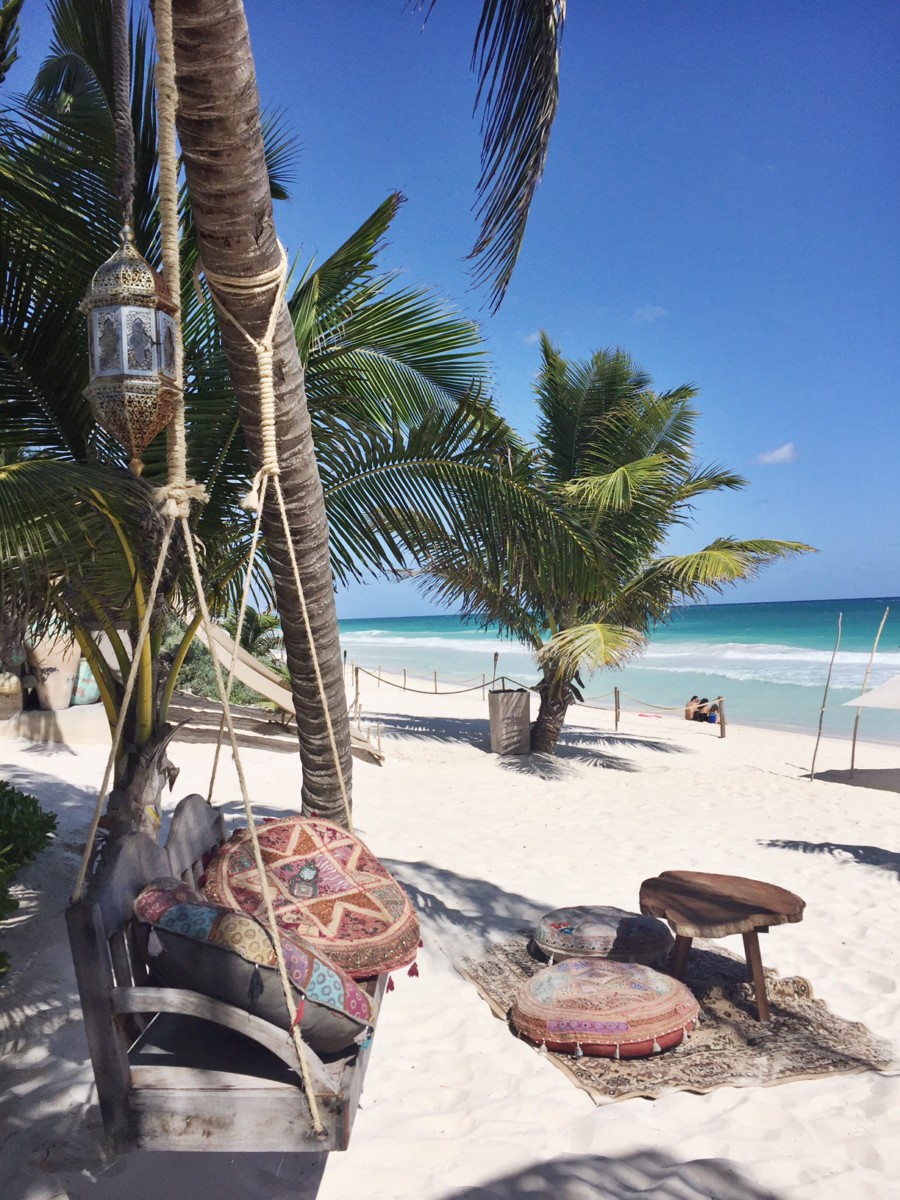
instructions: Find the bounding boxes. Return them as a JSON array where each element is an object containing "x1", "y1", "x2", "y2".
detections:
[{"x1": 13, "y1": 1, "x2": 900, "y2": 617}]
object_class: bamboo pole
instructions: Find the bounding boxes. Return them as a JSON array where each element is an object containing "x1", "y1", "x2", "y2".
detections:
[
  {"x1": 810, "y1": 613, "x2": 842, "y2": 781},
  {"x1": 850, "y1": 606, "x2": 889, "y2": 775},
  {"x1": 614, "y1": 686, "x2": 620, "y2": 731}
]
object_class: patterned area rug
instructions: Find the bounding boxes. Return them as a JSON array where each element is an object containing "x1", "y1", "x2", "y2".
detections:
[{"x1": 459, "y1": 935, "x2": 895, "y2": 1104}]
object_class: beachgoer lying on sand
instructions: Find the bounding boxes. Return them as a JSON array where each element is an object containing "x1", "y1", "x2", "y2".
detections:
[
  {"x1": 685, "y1": 695, "x2": 700, "y2": 720},
  {"x1": 693, "y1": 698, "x2": 710, "y2": 721}
]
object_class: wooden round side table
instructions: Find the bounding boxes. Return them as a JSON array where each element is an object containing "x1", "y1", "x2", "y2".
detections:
[{"x1": 639, "y1": 870, "x2": 806, "y2": 1021}]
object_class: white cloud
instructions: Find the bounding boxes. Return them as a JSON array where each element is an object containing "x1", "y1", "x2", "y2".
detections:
[
  {"x1": 523, "y1": 330, "x2": 542, "y2": 345},
  {"x1": 632, "y1": 304, "x2": 668, "y2": 324},
  {"x1": 754, "y1": 442, "x2": 798, "y2": 465}
]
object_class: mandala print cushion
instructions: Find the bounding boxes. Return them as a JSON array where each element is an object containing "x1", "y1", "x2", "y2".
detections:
[
  {"x1": 134, "y1": 877, "x2": 376, "y2": 1053},
  {"x1": 202, "y1": 817, "x2": 420, "y2": 979},
  {"x1": 511, "y1": 959, "x2": 699, "y2": 1059},
  {"x1": 533, "y1": 905, "x2": 674, "y2": 966}
]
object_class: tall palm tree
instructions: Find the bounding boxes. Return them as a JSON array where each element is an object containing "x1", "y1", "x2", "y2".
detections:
[
  {"x1": 1, "y1": 0, "x2": 577, "y2": 826},
  {"x1": 420, "y1": 336, "x2": 813, "y2": 753},
  {"x1": 167, "y1": 0, "x2": 567, "y2": 818}
]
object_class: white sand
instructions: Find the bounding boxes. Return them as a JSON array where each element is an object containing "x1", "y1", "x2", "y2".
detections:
[{"x1": 1, "y1": 678, "x2": 898, "y2": 1200}]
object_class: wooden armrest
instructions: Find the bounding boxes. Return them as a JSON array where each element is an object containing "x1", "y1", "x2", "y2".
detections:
[{"x1": 111, "y1": 985, "x2": 341, "y2": 1096}]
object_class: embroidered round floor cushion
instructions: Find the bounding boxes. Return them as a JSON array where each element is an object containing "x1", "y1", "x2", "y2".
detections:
[
  {"x1": 134, "y1": 878, "x2": 376, "y2": 1054},
  {"x1": 202, "y1": 816, "x2": 420, "y2": 979},
  {"x1": 510, "y1": 959, "x2": 699, "y2": 1058},
  {"x1": 533, "y1": 905, "x2": 674, "y2": 966}
]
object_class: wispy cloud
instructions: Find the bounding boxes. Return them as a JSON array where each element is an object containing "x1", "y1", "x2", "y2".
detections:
[
  {"x1": 632, "y1": 304, "x2": 668, "y2": 324},
  {"x1": 754, "y1": 442, "x2": 797, "y2": 465},
  {"x1": 523, "y1": 330, "x2": 542, "y2": 345}
]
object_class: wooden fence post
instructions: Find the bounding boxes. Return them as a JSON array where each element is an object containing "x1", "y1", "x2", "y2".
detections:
[
  {"x1": 433, "y1": 670, "x2": 438, "y2": 694},
  {"x1": 614, "y1": 686, "x2": 620, "y2": 731},
  {"x1": 353, "y1": 667, "x2": 360, "y2": 723},
  {"x1": 482, "y1": 673, "x2": 486, "y2": 699},
  {"x1": 719, "y1": 697, "x2": 726, "y2": 739},
  {"x1": 403, "y1": 668, "x2": 407, "y2": 690}
]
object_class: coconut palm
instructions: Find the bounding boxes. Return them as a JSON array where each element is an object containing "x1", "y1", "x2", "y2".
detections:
[
  {"x1": 1, "y1": 0, "x2": 580, "y2": 826},
  {"x1": 164, "y1": 0, "x2": 561, "y2": 818},
  {"x1": 419, "y1": 335, "x2": 813, "y2": 753}
]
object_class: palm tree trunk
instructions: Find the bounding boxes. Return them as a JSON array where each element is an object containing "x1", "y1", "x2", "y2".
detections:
[
  {"x1": 169, "y1": 0, "x2": 352, "y2": 824},
  {"x1": 531, "y1": 669, "x2": 572, "y2": 754}
]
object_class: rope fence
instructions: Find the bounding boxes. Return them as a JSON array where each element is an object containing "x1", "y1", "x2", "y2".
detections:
[{"x1": 345, "y1": 661, "x2": 728, "y2": 738}]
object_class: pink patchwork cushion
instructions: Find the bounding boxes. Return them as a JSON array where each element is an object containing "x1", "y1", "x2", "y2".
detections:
[
  {"x1": 134, "y1": 877, "x2": 375, "y2": 1053},
  {"x1": 511, "y1": 959, "x2": 699, "y2": 1058},
  {"x1": 202, "y1": 816, "x2": 420, "y2": 979}
]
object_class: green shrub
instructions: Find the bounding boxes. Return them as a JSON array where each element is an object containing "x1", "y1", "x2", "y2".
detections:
[{"x1": 0, "y1": 781, "x2": 57, "y2": 977}]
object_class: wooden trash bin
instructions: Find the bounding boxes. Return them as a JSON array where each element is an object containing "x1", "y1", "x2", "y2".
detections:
[{"x1": 488, "y1": 688, "x2": 531, "y2": 755}]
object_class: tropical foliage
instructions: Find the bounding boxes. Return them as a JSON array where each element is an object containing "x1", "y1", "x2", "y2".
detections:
[
  {"x1": 419, "y1": 336, "x2": 813, "y2": 752},
  {"x1": 0, "y1": 0, "x2": 577, "y2": 826}
]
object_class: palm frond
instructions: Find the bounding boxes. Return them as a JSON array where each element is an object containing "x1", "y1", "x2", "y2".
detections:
[
  {"x1": 469, "y1": 0, "x2": 565, "y2": 310},
  {"x1": 537, "y1": 622, "x2": 645, "y2": 680}
]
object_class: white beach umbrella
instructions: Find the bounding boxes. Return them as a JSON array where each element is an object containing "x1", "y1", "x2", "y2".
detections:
[{"x1": 843, "y1": 675, "x2": 900, "y2": 709}]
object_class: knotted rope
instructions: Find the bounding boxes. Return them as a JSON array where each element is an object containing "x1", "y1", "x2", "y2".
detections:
[
  {"x1": 111, "y1": 0, "x2": 134, "y2": 228},
  {"x1": 201, "y1": 252, "x2": 354, "y2": 833},
  {"x1": 152, "y1": 0, "x2": 206, "y2": 519}
]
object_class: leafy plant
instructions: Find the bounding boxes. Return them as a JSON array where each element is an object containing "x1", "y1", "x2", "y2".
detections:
[{"x1": 0, "y1": 780, "x2": 57, "y2": 977}]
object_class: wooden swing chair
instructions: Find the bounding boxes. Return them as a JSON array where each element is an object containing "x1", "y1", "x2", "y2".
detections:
[{"x1": 66, "y1": 0, "x2": 383, "y2": 1154}]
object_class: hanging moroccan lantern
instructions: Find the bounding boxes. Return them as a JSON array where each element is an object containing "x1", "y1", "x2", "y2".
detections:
[{"x1": 81, "y1": 225, "x2": 179, "y2": 474}]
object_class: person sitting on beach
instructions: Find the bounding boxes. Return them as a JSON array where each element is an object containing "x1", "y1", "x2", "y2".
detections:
[
  {"x1": 684, "y1": 695, "x2": 699, "y2": 720},
  {"x1": 707, "y1": 701, "x2": 720, "y2": 724},
  {"x1": 693, "y1": 698, "x2": 710, "y2": 721}
]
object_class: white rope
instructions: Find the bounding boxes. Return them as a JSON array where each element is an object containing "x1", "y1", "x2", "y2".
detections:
[
  {"x1": 146, "y1": 0, "x2": 324, "y2": 1132},
  {"x1": 180, "y1": 517, "x2": 326, "y2": 1134},
  {"x1": 206, "y1": 489, "x2": 267, "y2": 803},
  {"x1": 71, "y1": 519, "x2": 175, "y2": 903},
  {"x1": 201, "y1": 254, "x2": 353, "y2": 831},
  {"x1": 153, "y1": 0, "x2": 207, "y2": 519}
]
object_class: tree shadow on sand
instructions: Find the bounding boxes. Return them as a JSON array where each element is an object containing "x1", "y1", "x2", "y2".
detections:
[
  {"x1": 373, "y1": 712, "x2": 685, "y2": 778},
  {"x1": 378, "y1": 858, "x2": 558, "y2": 953},
  {"x1": 440, "y1": 1150, "x2": 782, "y2": 1200},
  {"x1": 762, "y1": 838, "x2": 900, "y2": 881},
  {"x1": 808, "y1": 767, "x2": 900, "y2": 794}
]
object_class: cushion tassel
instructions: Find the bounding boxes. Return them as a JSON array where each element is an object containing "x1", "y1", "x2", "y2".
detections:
[
  {"x1": 652, "y1": 1038, "x2": 662, "y2": 1054},
  {"x1": 387, "y1": 975, "x2": 395, "y2": 992},
  {"x1": 574, "y1": 1043, "x2": 584, "y2": 1058},
  {"x1": 538, "y1": 1040, "x2": 548, "y2": 1056},
  {"x1": 290, "y1": 998, "x2": 306, "y2": 1031},
  {"x1": 408, "y1": 962, "x2": 419, "y2": 978},
  {"x1": 248, "y1": 963, "x2": 264, "y2": 1009},
  {"x1": 548, "y1": 955, "x2": 555, "y2": 965},
  {"x1": 147, "y1": 929, "x2": 163, "y2": 958},
  {"x1": 613, "y1": 1044, "x2": 620, "y2": 1060}
]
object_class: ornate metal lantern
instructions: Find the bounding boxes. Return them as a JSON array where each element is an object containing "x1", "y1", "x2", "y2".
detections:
[{"x1": 81, "y1": 225, "x2": 179, "y2": 473}]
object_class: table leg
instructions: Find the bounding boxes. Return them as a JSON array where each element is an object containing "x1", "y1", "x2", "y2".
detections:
[
  {"x1": 742, "y1": 930, "x2": 770, "y2": 1022},
  {"x1": 672, "y1": 935, "x2": 692, "y2": 980}
]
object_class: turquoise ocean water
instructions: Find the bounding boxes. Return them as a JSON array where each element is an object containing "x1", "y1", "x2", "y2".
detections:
[{"x1": 339, "y1": 598, "x2": 900, "y2": 742}]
